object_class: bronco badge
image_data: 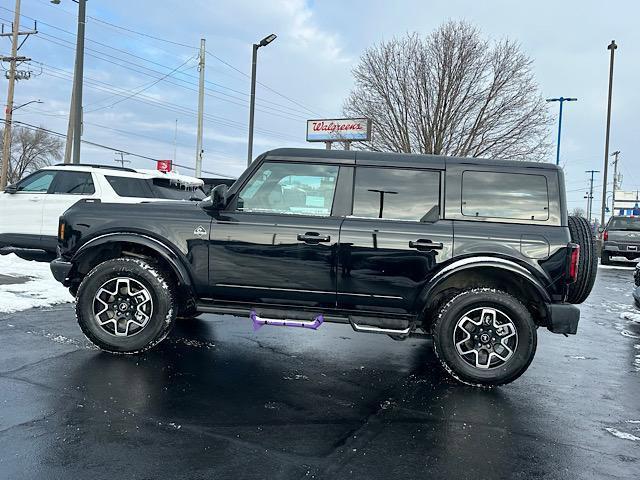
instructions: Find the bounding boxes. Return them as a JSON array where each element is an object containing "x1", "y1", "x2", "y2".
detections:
[{"x1": 193, "y1": 225, "x2": 207, "y2": 237}]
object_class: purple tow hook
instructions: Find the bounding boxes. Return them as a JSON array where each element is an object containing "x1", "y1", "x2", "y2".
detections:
[{"x1": 250, "y1": 311, "x2": 324, "y2": 331}]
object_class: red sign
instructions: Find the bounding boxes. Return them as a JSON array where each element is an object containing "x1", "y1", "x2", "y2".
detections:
[{"x1": 156, "y1": 160, "x2": 172, "y2": 172}]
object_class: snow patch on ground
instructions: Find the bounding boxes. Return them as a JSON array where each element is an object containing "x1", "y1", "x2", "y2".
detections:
[
  {"x1": 24, "y1": 329, "x2": 97, "y2": 350},
  {"x1": 620, "y1": 330, "x2": 639, "y2": 339},
  {"x1": 0, "y1": 254, "x2": 72, "y2": 314},
  {"x1": 604, "y1": 427, "x2": 640, "y2": 442},
  {"x1": 598, "y1": 264, "x2": 637, "y2": 270},
  {"x1": 171, "y1": 337, "x2": 215, "y2": 349},
  {"x1": 620, "y1": 311, "x2": 640, "y2": 323}
]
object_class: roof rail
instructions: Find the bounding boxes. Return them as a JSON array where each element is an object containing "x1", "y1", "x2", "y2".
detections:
[{"x1": 53, "y1": 163, "x2": 137, "y2": 173}]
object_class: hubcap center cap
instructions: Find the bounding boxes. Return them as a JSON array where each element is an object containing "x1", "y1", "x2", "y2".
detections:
[
  {"x1": 480, "y1": 333, "x2": 491, "y2": 343},
  {"x1": 118, "y1": 302, "x2": 129, "y2": 312}
]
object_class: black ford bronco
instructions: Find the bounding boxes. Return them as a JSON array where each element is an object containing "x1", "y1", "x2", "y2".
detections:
[{"x1": 51, "y1": 148, "x2": 597, "y2": 386}]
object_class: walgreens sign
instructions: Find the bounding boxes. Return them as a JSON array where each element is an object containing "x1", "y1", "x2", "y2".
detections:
[{"x1": 306, "y1": 118, "x2": 371, "y2": 142}]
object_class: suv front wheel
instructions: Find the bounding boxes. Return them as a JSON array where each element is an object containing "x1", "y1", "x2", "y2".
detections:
[
  {"x1": 75, "y1": 257, "x2": 177, "y2": 354},
  {"x1": 432, "y1": 288, "x2": 537, "y2": 387}
]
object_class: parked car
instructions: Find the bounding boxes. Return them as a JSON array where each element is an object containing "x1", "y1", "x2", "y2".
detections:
[
  {"x1": 600, "y1": 215, "x2": 640, "y2": 265},
  {"x1": 50, "y1": 148, "x2": 596, "y2": 387},
  {"x1": 634, "y1": 263, "x2": 640, "y2": 308},
  {"x1": 0, "y1": 164, "x2": 204, "y2": 252}
]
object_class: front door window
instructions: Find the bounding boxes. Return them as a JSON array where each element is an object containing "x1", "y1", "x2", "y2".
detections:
[
  {"x1": 16, "y1": 171, "x2": 57, "y2": 193},
  {"x1": 237, "y1": 162, "x2": 339, "y2": 217}
]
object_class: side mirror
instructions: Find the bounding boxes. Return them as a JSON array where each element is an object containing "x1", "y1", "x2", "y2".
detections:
[
  {"x1": 4, "y1": 184, "x2": 17, "y2": 194},
  {"x1": 201, "y1": 184, "x2": 229, "y2": 211}
]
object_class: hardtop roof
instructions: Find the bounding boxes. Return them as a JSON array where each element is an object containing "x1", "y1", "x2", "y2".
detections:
[{"x1": 264, "y1": 147, "x2": 560, "y2": 171}]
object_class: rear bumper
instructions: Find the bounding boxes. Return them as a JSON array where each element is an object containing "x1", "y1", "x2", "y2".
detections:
[
  {"x1": 603, "y1": 242, "x2": 640, "y2": 255},
  {"x1": 547, "y1": 303, "x2": 580, "y2": 335},
  {"x1": 50, "y1": 258, "x2": 73, "y2": 285}
]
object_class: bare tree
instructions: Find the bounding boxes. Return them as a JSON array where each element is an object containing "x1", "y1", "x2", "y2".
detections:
[
  {"x1": 0, "y1": 126, "x2": 63, "y2": 184},
  {"x1": 344, "y1": 21, "x2": 551, "y2": 161},
  {"x1": 570, "y1": 207, "x2": 586, "y2": 218}
]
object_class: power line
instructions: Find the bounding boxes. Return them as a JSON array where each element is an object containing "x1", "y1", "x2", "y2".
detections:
[
  {"x1": 4, "y1": 6, "x2": 320, "y2": 117},
  {"x1": 0, "y1": 13, "x2": 310, "y2": 121},
  {"x1": 33, "y1": 63, "x2": 301, "y2": 142},
  {"x1": 205, "y1": 50, "x2": 324, "y2": 117},
  {"x1": 12, "y1": 120, "x2": 236, "y2": 177},
  {"x1": 28, "y1": 31, "x2": 308, "y2": 121},
  {"x1": 29, "y1": 0, "x2": 195, "y2": 48},
  {"x1": 84, "y1": 54, "x2": 197, "y2": 113}
]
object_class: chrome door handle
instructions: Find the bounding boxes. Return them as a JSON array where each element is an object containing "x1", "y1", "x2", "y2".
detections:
[
  {"x1": 297, "y1": 232, "x2": 331, "y2": 243},
  {"x1": 409, "y1": 239, "x2": 444, "y2": 250}
]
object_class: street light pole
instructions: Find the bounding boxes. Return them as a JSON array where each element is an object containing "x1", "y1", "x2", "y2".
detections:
[
  {"x1": 247, "y1": 33, "x2": 277, "y2": 167},
  {"x1": 546, "y1": 97, "x2": 577, "y2": 166},
  {"x1": 601, "y1": 40, "x2": 617, "y2": 227}
]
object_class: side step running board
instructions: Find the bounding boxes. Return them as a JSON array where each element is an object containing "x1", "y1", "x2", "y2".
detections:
[
  {"x1": 349, "y1": 315, "x2": 412, "y2": 336},
  {"x1": 251, "y1": 310, "x2": 324, "y2": 331}
]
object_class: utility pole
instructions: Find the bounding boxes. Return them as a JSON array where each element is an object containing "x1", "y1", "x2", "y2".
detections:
[
  {"x1": 585, "y1": 170, "x2": 599, "y2": 222},
  {"x1": 195, "y1": 39, "x2": 205, "y2": 178},
  {"x1": 63, "y1": 81, "x2": 75, "y2": 163},
  {"x1": 70, "y1": 0, "x2": 87, "y2": 164},
  {"x1": 1, "y1": 0, "x2": 37, "y2": 190},
  {"x1": 601, "y1": 40, "x2": 617, "y2": 226},
  {"x1": 610, "y1": 150, "x2": 620, "y2": 215},
  {"x1": 114, "y1": 151, "x2": 130, "y2": 168}
]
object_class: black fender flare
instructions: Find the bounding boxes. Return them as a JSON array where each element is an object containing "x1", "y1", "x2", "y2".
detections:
[
  {"x1": 417, "y1": 256, "x2": 552, "y2": 316},
  {"x1": 72, "y1": 232, "x2": 194, "y2": 287}
]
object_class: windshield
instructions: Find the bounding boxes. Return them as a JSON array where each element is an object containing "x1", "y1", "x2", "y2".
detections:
[
  {"x1": 149, "y1": 178, "x2": 205, "y2": 201},
  {"x1": 608, "y1": 216, "x2": 640, "y2": 231}
]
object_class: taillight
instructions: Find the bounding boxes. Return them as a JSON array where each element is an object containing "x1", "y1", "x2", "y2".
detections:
[
  {"x1": 569, "y1": 245, "x2": 580, "y2": 283},
  {"x1": 603, "y1": 230, "x2": 608, "y2": 241}
]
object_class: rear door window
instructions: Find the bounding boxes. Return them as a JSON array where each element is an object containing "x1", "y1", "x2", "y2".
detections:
[
  {"x1": 105, "y1": 176, "x2": 154, "y2": 198},
  {"x1": 461, "y1": 171, "x2": 549, "y2": 221},
  {"x1": 50, "y1": 171, "x2": 95, "y2": 195},
  {"x1": 150, "y1": 178, "x2": 205, "y2": 200},
  {"x1": 352, "y1": 167, "x2": 440, "y2": 222}
]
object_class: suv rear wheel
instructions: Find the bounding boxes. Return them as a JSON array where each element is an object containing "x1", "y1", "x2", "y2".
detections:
[
  {"x1": 432, "y1": 288, "x2": 537, "y2": 387},
  {"x1": 75, "y1": 257, "x2": 177, "y2": 353}
]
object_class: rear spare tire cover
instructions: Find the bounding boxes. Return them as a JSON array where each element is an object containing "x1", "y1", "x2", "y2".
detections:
[{"x1": 567, "y1": 215, "x2": 597, "y2": 304}]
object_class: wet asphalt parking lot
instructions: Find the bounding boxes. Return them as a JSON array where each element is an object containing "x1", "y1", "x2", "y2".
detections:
[{"x1": 0, "y1": 264, "x2": 639, "y2": 480}]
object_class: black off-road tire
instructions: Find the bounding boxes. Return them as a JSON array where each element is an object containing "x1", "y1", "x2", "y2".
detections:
[
  {"x1": 432, "y1": 288, "x2": 537, "y2": 388},
  {"x1": 600, "y1": 250, "x2": 611, "y2": 266},
  {"x1": 567, "y1": 215, "x2": 598, "y2": 304},
  {"x1": 76, "y1": 257, "x2": 177, "y2": 354}
]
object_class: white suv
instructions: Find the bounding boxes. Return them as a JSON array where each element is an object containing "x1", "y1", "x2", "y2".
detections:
[{"x1": 0, "y1": 164, "x2": 204, "y2": 252}]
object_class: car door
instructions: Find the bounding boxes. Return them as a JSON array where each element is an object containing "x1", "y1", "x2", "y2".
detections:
[
  {"x1": 42, "y1": 170, "x2": 99, "y2": 249},
  {"x1": 208, "y1": 160, "x2": 345, "y2": 309},
  {"x1": 0, "y1": 170, "x2": 57, "y2": 248},
  {"x1": 337, "y1": 165, "x2": 453, "y2": 315}
]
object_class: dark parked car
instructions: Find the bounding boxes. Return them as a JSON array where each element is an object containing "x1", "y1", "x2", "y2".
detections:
[
  {"x1": 50, "y1": 148, "x2": 596, "y2": 387},
  {"x1": 601, "y1": 215, "x2": 640, "y2": 265}
]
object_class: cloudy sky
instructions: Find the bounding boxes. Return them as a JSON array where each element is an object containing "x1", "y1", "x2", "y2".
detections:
[{"x1": 3, "y1": 0, "x2": 638, "y2": 214}]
